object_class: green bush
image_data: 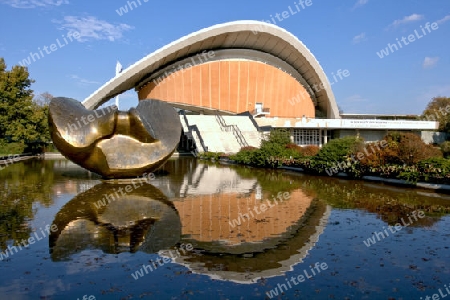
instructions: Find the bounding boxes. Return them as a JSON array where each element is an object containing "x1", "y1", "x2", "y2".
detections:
[
  {"x1": 199, "y1": 152, "x2": 224, "y2": 161},
  {"x1": 417, "y1": 157, "x2": 450, "y2": 171},
  {"x1": 231, "y1": 129, "x2": 305, "y2": 168},
  {"x1": 230, "y1": 147, "x2": 257, "y2": 165},
  {"x1": 261, "y1": 129, "x2": 291, "y2": 147},
  {"x1": 229, "y1": 133, "x2": 450, "y2": 184},
  {"x1": 260, "y1": 130, "x2": 304, "y2": 167},
  {"x1": 440, "y1": 141, "x2": 450, "y2": 158},
  {"x1": 0, "y1": 141, "x2": 25, "y2": 156},
  {"x1": 398, "y1": 166, "x2": 420, "y2": 184},
  {"x1": 311, "y1": 136, "x2": 364, "y2": 168},
  {"x1": 417, "y1": 157, "x2": 450, "y2": 183}
]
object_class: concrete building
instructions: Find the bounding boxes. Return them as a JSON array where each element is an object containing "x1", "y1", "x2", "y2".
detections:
[{"x1": 82, "y1": 21, "x2": 438, "y2": 153}]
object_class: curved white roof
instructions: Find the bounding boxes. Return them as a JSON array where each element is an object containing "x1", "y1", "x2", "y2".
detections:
[{"x1": 82, "y1": 20, "x2": 340, "y2": 118}]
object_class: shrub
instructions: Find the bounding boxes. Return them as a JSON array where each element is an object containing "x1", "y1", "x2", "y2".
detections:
[
  {"x1": 261, "y1": 129, "x2": 291, "y2": 147},
  {"x1": 301, "y1": 145, "x2": 320, "y2": 157},
  {"x1": 384, "y1": 132, "x2": 442, "y2": 165},
  {"x1": 231, "y1": 129, "x2": 303, "y2": 168},
  {"x1": 240, "y1": 146, "x2": 258, "y2": 152},
  {"x1": 358, "y1": 141, "x2": 395, "y2": 168},
  {"x1": 300, "y1": 136, "x2": 364, "y2": 176},
  {"x1": 284, "y1": 143, "x2": 304, "y2": 159},
  {"x1": 0, "y1": 140, "x2": 25, "y2": 156},
  {"x1": 417, "y1": 157, "x2": 450, "y2": 183},
  {"x1": 312, "y1": 136, "x2": 364, "y2": 167},
  {"x1": 199, "y1": 152, "x2": 224, "y2": 161},
  {"x1": 418, "y1": 157, "x2": 450, "y2": 171},
  {"x1": 230, "y1": 147, "x2": 257, "y2": 165},
  {"x1": 440, "y1": 141, "x2": 450, "y2": 158},
  {"x1": 285, "y1": 143, "x2": 303, "y2": 152},
  {"x1": 255, "y1": 129, "x2": 295, "y2": 167}
]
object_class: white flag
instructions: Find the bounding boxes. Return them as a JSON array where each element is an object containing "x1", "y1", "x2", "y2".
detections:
[{"x1": 115, "y1": 61, "x2": 123, "y2": 76}]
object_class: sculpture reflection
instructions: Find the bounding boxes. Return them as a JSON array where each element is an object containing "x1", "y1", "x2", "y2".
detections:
[{"x1": 49, "y1": 183, "x2": 181, "y2": 261}]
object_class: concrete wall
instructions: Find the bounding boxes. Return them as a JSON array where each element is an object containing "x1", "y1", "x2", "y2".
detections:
[{"x1": 421, "y1": 131, "x2": 448, "y2": 144}]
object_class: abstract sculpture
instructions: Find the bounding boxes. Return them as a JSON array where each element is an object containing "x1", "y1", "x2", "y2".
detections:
[{"x1": 48, "y1": 97, "x2": 181, "y2": 179}]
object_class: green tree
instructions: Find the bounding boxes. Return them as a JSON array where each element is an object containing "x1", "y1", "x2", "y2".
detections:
[
  {"x1": 422, "y1": 96, "x2": 450, "y2": 133},
  {"x1": 0, "y1": 58, "x2": 51, "y2": 147},
  {"x1": 31, "y1": 92, "x2": 52, "y2": 143},
  {"x1": 0, "y1": 57, "x2": 35, "y2": 143}
]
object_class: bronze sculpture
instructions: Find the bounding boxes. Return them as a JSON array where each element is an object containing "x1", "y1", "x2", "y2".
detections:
[{"x1": 48, "y1": 97, "x2": 181, "y2": 179}]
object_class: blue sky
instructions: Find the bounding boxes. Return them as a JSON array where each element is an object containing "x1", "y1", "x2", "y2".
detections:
[{"x1": 0, "y1": 0, "x2": 449, "y2": 114}]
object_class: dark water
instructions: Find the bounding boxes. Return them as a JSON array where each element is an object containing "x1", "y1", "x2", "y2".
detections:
[{"x1": 0, "y1": 157, "x2": 449, "y2": 300}]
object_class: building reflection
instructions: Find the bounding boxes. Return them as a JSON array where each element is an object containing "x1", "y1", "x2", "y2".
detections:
[
  {"x1": 49, "y1": 158, "x2": 330, "y2": 283},
  {"x1": 173, "y1": 190, "x2": 315, "y2": 250},
  {"x1": 170, "y1": 199, "x2": 329, "y2": 283}
]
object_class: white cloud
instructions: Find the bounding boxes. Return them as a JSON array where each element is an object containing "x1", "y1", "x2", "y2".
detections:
[
  {"x1": 0, "y1": 0, "x2": 68, "y2": 8},
  {"x1": 54, "y1": 16, "x2": 133, "y2": 42},
  {"x1": 69, "y1": 74, "x2": 100, "y2": 86},
  {"x1": 422, "y1": 57, "x2": 439, "y2": 69},
  {"x1": 352, "y1": 32, "x2": 367, "y2": 44},
  {"x1": 437, "y1": 15, "x2": 450, "y2": 25},
  {"x1": 387, "y1": 14, "x2": 424, "y2": 29},
  {"x1": 352, "y1": 0, "x2": 368, "y2": 10}
]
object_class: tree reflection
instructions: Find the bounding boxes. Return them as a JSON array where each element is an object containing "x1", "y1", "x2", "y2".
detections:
[
  {"x1": 288, "y1": 173, "x2": 450, "y2": 226},
  {"x1": 0, "y1": 159, "x2": 56, "y2": 251}
]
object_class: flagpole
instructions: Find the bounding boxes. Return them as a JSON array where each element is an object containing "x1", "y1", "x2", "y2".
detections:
[
  {"x1": 115, "y1": 95, "x2": 119, "y2": 110},
  {"x1": 115, "y1": 61, "x2": 123, "y2": 109}
]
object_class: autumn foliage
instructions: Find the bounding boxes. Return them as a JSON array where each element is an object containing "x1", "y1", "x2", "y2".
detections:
[
  {"x1": 358, "y1": 132, "x2": 442, "y2": 167},
  {"x1": 285, "y1": 144, "x2": 319, "y2": 157}
]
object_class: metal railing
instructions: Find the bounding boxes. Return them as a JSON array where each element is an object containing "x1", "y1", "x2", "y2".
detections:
[
  {"x1": 181, "y1": 111, "x2": 208, "y2": 153},
  {"x1": 230, "y1": 124, "x2": 249, "y2": 148},
  {"x1": 214, "y1": 112, "x2": 249, "y2": 148},
  {"x1": 215, "y1": 113, "x2": 229, "y2": 131}
]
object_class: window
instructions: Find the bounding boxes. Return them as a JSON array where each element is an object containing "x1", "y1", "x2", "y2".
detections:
[
  {"x1": 255, "y1": 103, "x2": 263, "y2": 114},
  {"x1": 293, "y1": 129, "x2": 320, "y2": 146}
]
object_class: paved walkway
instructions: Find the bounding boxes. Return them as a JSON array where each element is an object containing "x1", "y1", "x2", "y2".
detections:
[{"x1": 0, "y1": 154, "x2": 38, "y2": 168}]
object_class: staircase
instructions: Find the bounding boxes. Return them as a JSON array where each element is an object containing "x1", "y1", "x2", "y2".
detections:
[
  {"x1": 179, "y1": 112, "x2": 262, "y2": 154},
  {"x1": 215, "y1": 113, "x2": 249, "y2": 148}
]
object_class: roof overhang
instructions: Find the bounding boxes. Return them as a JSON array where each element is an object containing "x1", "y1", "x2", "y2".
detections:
[{"x1": 82, "y1": 20, "x2": 340, "y2": 118}]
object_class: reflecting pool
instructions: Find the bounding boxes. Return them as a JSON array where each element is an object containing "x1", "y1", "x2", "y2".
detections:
[{"x1": 0, "y1": 157, "x2": 449, "y2": 299}]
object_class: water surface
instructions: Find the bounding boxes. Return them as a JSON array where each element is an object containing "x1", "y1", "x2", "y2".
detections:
[{"x1": 0, "y1": 158, "x2": 449, "y2": 299}]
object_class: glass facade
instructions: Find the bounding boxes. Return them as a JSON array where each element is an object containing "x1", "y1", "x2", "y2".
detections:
[
  {"x1": 293, "y1": 129, "x2": 320, "y2": 146},
  {"x1": 292, "y1": 129, "x2": 331, "y2": 146}
]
